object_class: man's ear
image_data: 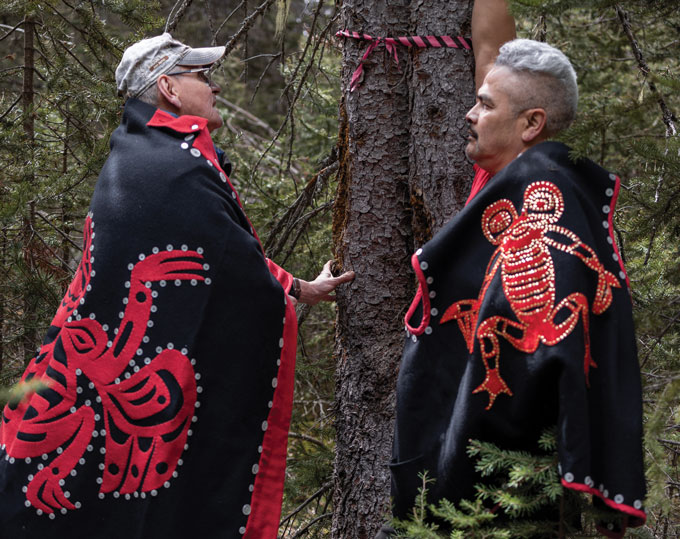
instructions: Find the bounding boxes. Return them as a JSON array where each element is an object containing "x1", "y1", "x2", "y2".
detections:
[
  {"x1": 521, "y1": 108, "x2": 547, "y2": 143},
  {"x1": 157, "y1": 75, "x2": 182, "y2": 110}
]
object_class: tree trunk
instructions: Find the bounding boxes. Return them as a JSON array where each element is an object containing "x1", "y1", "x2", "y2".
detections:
[
  {"x1": 331, "y1": 0, "x2": 413, "y2": 537},
  {"x1": 409, "y1": 0, "x2": 475, "y2": 243},
  {"x1": 21, "y1": 14, "x2": 37, "y2": 366},
  {"x1": 332, "y1": 1, "x2": 475, "y2": 536},
  {"x1": 0, "y1": 231, "x2": 5, "y2": 373}
]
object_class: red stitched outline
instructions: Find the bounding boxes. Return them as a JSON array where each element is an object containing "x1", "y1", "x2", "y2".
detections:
[{"x1": 404, "y1": 252, "x2": 431, "y2": 335}]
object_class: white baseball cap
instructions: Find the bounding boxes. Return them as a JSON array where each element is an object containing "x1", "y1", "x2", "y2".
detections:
[{"x1": 116, "y1": 33, "x2": 225, "y2": 98}]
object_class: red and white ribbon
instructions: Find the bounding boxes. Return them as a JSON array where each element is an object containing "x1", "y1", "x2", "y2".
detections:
[{"x1": 336, "y1": 29, "x2": 472, "y2": 91}]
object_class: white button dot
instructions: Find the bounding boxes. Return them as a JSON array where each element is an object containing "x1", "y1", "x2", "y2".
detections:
[
  {"x1": 420, "y1": 261, "x2": 428, "y2": 270},
  {"x1": 190, "y1": 148, "x2": 201, "y2": 158},
  {"x1": 242, "y1": 504, "x2": 251, "y2": 515},
  {"x1": 564, "y1": 472, "x2": 574, "y2": 482},
  {"x1": 252, "y1": 464, "x2": 259, "y2": 474},
  {"x1": 180, "y1": 142, "x2": 189, "y2": 150},
  {"x1": 425, "y1": 326, "x2": 432, "y2": 335},
  {"x1": 614, "y1": 494, "x2": 624, "y2": 504},
  {"x1": 191, "y1": 124, "x2": 199, "y2": 130}
]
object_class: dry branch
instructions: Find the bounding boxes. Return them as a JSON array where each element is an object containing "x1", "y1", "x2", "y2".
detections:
[{"x1": 615, "y1": 5, "x2": 677, "y2": 137}]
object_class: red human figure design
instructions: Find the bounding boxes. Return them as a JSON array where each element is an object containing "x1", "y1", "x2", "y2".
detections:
[
  {"x1": 441, "y1": 182, "x2": 620, "y2": 410},
  {"x1": 0, "y1": 215, "x2": 207, "y2": 515}
]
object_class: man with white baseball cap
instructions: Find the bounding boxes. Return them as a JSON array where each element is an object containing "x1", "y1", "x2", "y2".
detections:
[{"x1": 0, "y1": 33, "x2": 353, "y2": 539}]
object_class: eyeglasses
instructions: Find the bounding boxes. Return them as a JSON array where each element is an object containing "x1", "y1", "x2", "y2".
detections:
[{"x1": 167, "y1": 67, "x2": 213, "y2": 86}]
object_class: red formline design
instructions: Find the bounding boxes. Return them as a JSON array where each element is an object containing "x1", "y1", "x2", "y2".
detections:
[
  {"x1": 336, "y1": 29, "x2": 472, "y2": 91},
  {"x1": 404, "y1": 252, "x2": 432, "y2": 336}
]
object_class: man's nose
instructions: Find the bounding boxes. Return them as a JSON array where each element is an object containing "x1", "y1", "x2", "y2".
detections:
[
  {"x1": 210, "y1": 81, "x2": 221, "y2": 93},
  {"x1": 465, "y1": 103, "x2": 478, "y2": 123}
]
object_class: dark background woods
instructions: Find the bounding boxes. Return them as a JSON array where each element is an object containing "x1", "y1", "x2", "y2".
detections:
[{"x1": 0, "y1": 0, "x2": 678, "y2": 537}]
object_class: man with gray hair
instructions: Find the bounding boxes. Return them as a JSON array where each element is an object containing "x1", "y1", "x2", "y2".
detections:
[
  {"x1": 386, "y1": 1, "x2": 646, "y2": 537},
  {"x1": 0, "y1": 33, "x2": 353, "y2": 539}
]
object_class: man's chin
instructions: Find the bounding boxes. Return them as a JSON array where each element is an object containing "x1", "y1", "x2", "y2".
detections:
[
  {"x1": 207, "y1": 116, "x2": 223, "y2": 133},
  {"x1": 464, "y1": 142, "x2": 477, "y2": 161}
]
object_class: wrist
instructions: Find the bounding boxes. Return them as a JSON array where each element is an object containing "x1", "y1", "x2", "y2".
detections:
[{"x1": 290, "y1": 277, "x2": 302, "y2": 300}]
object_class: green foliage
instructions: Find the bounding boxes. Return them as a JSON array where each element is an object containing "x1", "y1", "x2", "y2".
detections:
[
  {"x1": 393, "y1": 430, "x2": 626, "y2": 538},
  {"x1": 1, "y1": 0, "x2": 680, "y2": 536}
]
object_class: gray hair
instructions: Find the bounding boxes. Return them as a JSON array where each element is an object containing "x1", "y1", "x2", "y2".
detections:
[
  {"x1": 133, "y1": 82, "x2": 159, "y2": 107},
  {"x1": 494, "y1": 38, "x2": 578, "y2": 136}
]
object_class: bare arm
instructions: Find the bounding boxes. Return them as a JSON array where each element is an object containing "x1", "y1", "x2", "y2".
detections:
[{"x1": 472, "y1": 0, "x2": 516, "y2": 90}]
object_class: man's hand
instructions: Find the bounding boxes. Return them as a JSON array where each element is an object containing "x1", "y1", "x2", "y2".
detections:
[{"x1": 297, "y1": 260, "x2": 355, "y2": 306}]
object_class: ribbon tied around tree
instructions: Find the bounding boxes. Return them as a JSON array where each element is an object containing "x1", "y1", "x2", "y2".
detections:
[{"x1": 336, "y1": 29, "x2": 472, "y2": 91}]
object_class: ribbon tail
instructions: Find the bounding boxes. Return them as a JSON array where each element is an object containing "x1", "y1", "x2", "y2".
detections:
[
  {"x1": 349, "y1": 39, "x2": 379, "y2": 92},
  {"x1": 386, "y1": 42, "x2": 400, "y2": 71},
  {"x1": 349, "y1": 64, "x2": 364, "y2": 92}
]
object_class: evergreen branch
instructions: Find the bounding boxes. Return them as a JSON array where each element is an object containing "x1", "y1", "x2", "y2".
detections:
[
  {"x1": 212, "y1": 0, "x2": 247, "y2": 41},
  {"x1": 280, "y1": 0, "x2": 325, "y2": 99},
  {"x1": 0, "y1": 95, "x2": 22, "y2": 123},
  {"x1": 280, "y1": 202, "x2": 332, "y2": 267},
  {"x1": 615, "y1": 5, "x2": 677, "y2": 138},
  {"x1": 264, "y1": 160, "x2": 337, "y2": 259},
  {"x1": 641, "y1": 306, "x2": 680, "y2": 368},
  {"x1": 221, "y1": 0, "x2": 278, "y2": 60},
  {"x1": 279, "y1": 480, "x2": 331, "y2": 526},
  {"x1": 35, "y1": 211, "x2": 81, "y2": 252},
  {"x1": 248, "y1": 51, "x2": 283, "y2": 104},
  {"x1": 165, "y1": 0, "x2": 194, "y2": 34},
  {"x1": 0, "y1": 20, "x2": 25, "y2": 42},
  {"x1": 290, "y1": 512, "x2": 332, "y2": 537},
  {"x1": 288, "y1": 431, "x2": 329, "y2": 450},
  {"x1": 246, "y1": 9, "x2": 339, "y2": 184}
]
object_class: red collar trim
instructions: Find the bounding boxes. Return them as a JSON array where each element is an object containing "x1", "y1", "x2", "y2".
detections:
[{"x1": 146, "y1": 110, "x2": 209, "y2": 133}]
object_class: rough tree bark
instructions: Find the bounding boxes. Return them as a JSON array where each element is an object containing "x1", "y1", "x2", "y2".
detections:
[
  {"x1": 408, "y1": 0, "x2": 475, "y2": 244},
  {"x1": 332, "y1": 1, "x2": 475, "y2": 537},
  {"x1": 331, "y1": 0, "x2": 413, "y2": 537}
]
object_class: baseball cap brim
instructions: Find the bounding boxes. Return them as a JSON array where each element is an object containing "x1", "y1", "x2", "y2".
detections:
[{"x1": 179, "y1": 46, "x2": 226, "y2": 67}]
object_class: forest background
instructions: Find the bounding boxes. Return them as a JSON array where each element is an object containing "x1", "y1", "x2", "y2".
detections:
[{"x1": 0, "y1": 0, "x2": 678, "y2": 537}]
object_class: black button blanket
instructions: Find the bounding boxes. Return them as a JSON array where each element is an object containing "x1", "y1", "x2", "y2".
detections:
[
  {"x1": 0, "y1": 99, "x2": 297, "y2": 538},
  {"x1": 392, "y1": 141, "x2": 646, "y2": 538}
]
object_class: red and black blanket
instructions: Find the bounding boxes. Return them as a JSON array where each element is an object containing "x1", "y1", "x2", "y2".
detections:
[
  {"x1": 392, "y1": 141, "x2": 646, "y2": 537},
  {"x1": 0, "y1": 98, "x2": 297, "y2": 538}
]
